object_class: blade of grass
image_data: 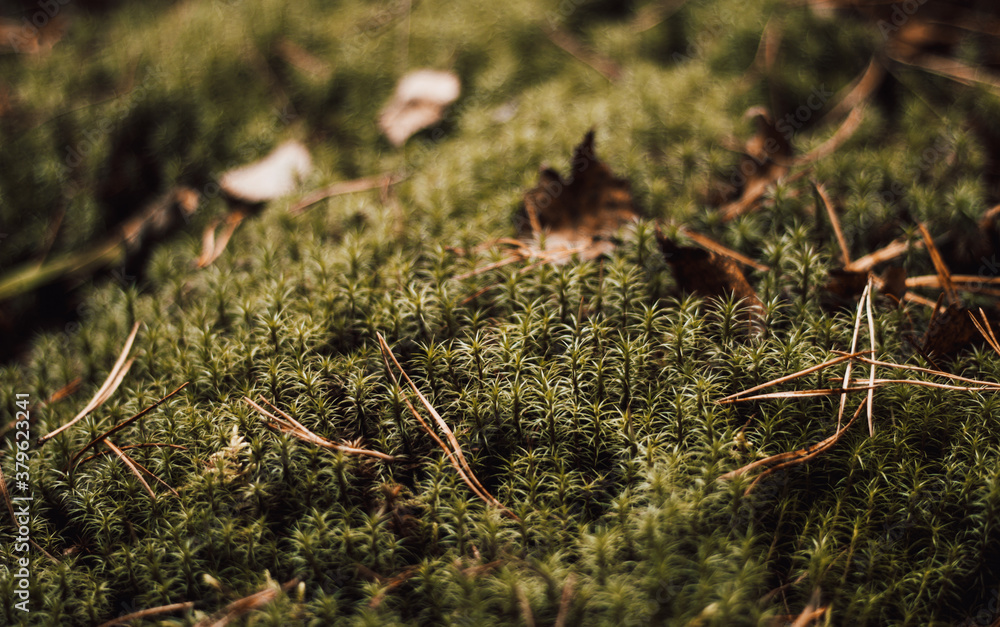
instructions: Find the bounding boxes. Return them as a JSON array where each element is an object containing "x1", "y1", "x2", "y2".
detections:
[
  {"x1": 838, "y1": 281, "x2": 870, "y2": 429},
  {"x1": 744, "y1": 398, "x2": 866, "y2": 494},
  {"x1": 718, "y1": 386, "x2": 877, "y2": 404},
  {"x1": 970, "y1": 308, "x2": 1000, "y2": 357},
  {"x1": 377, "y1": 333, "x2": 515, "y2": 518},
  {"x1": 76, "y1": 443, "x2": 187, "y2": 468},
  {"x1": 865, "y1": 277, "x2": 876, "y2": 436},
  {"x1": 246, "y1": 397, "x2": 395, "y2": 461},
  {"x1": 835, "y1": 352, "x2": 1000, "y2": 388}
]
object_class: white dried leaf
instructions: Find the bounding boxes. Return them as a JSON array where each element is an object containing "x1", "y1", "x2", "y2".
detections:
[
  {"x1": 378, "y1": 69, "x2": 461, "y2": 147},
  {"x1": 220, "y1": 140, "x2": 313, "y2": 203}
]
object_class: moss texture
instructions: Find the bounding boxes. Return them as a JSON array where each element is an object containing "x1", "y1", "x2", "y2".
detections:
[{"x1": 2, "y1": 0, "x2": 1000, "y2": 625}]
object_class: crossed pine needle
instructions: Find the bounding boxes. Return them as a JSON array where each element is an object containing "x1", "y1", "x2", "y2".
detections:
[{"x1": 719, "y1": 280, "x2": 1000, "y2": 494}]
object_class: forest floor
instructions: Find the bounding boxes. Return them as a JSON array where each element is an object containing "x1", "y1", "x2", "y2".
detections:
[{"x1": 3, "y1": 0, "x2": 1000, "y2": 625}]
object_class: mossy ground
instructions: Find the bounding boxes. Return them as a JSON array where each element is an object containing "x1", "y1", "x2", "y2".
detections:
[{"x1": 2, "y1": 0, "x2": 1000, "y2": 625}]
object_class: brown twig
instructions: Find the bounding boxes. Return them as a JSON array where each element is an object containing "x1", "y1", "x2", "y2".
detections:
[
  {"x1": 246, "y1": 397, "x2": 395, "y2": 461},
  {"x1": 197, "y1": 209, "x2": 247, "y2": 268},
  {"x1": 742, "y1": 398, "x2": 866, "y2": 495},
  {"x1": 76, "y1": 443, "x2": 186, "y2": 468},
  {"x1": 794, "y1": 105, "x2": 866, "y2": 167},
  {"x1": 677, "y1": 226, "x2": 771, "y2": 272},
  {"x1": 542, "y1": 25, "x2": 621, "y2": 81},
  {"x1": 917, "y1": 222, "x2": 957, "y2": 305},
  {"x1": 846, "y1": 236, "x2": 922, "y2": 273},
  {"x1": 717, "y1": 351, "x2": 872, "y2": 404},
  {"x1": 554, "y1": 573, "x2": 576, "y2": 627},
  {"x1": 812, "y1": 181, "x2": 851, "y2": 267},
  {"x1": 818, "y1": 56, "x2": 885, "y2": 127},
  {"x1": 96, "y1": 601, "x2": 196, "y2": 627},
  {"x1": 103, "y1": 438, "x2": 157, "y2": 500},
  {"x1": 833, "y1": 351, "x2": 1000, "y2": 389},
  {"x1": 288, "y1": 173, "x2": 402, "y2": 215},
  {"x1": 717, "y1": 386, "x2": 877, "y2": 404},
  {"x1": 971, "y1": 309, "x2": 1000, "y2": 357},
  {"x1": 193, "y1": 578, "x2": 298, "y2": 627}
]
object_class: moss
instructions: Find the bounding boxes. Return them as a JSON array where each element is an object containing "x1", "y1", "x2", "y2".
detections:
[{"x1": 3, "y1": 0, "x2": 1000, "y2": 625}]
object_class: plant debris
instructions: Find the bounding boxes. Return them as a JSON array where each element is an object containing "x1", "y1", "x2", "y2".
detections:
[
  {"x1": 718, "y1": 106, "x2": 792, "y2": 222},
  {"x1": 192, "y1": 577, "x2": 299, "y2": 627},
  {"x1": 656, "y1": 228, "x2": 763, "y2": 326},
  {"x1": 219, "y1": 140, "x2": 313, "y2": 204},
  {"x1": 0, "y1": 188, "x2": 199, "y2": 302},
  {"x1": 518, "y1": 130, "x2": 639, "y2": 260},
  {"x1": 378, "y1": 69, "x2": 461, "y2": 147},
  {"x1": 38, "y1": 322, "x2": 141, "y2": 445},
  {"x1": 245, "y1": 396, "x2": 395, "y2": 461}
]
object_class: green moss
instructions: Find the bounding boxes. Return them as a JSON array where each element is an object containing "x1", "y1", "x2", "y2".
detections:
[{"x1": 2, "y1": 0, "x2": 1000, "y2": 625}]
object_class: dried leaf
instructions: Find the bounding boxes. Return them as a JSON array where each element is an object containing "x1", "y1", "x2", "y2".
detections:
[
  {"x1": 378, "y1": 69, "x2": 460, "y2": 147},
  {"x1": 656, "y1": 230, "x2": 763, "y2": 321},
  {"x1": 519, "y1": 130, "x2": 639, "y2": 259},
  {"x1": 921, "y1": 303, "x2": 982, "y2": 360},
  {"x1": 220, "y1": 140, "x2": 313, "y2": 204},
  {"x1": 823, "y1": 268, "x2": 869, "y2": 302}
]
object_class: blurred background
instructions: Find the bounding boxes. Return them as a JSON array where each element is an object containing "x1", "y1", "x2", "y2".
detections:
[{"x1": 3, "y1": 0, "x2": 1000, "y2": 361}]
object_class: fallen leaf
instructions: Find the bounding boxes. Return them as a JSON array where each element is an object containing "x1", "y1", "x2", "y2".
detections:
[
  {"x1": 657, "y1": 231, "x2": 762, "y2": 308},
  {"x1": 219, "y1": 140, "x2": 313, "y2": 204},
  {"x1": 378, "y1": 69, "x2": 460, "y2": 147},
  {"x1": 921, "y1": 303, "x2": 981, "y2": 361},
  {"x1": 823, "y1": 268, "x2": 869, "y2": 302},
  {"x1": 518, "y1": 130, "x2": 639, "y2": 259}
]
